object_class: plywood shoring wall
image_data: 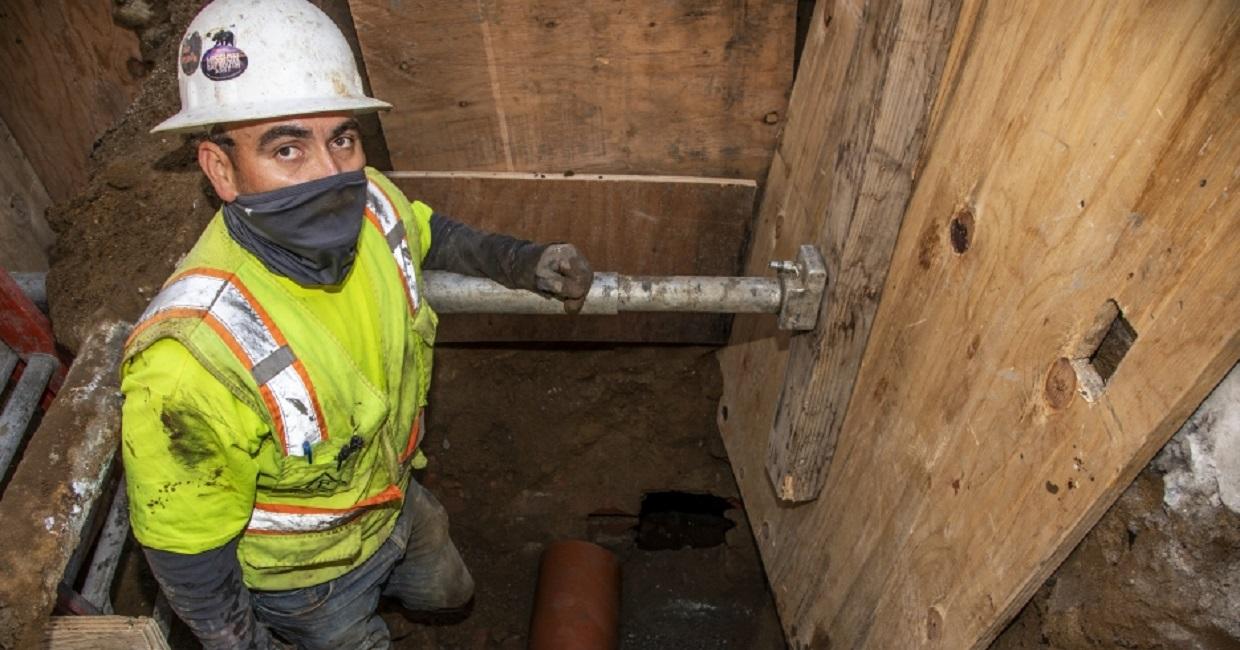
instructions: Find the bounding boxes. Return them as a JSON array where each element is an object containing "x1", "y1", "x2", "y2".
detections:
[
  {"x1": 719, "y1": 0, "x2": 1240, "y2": 647},
  {"x1": 349, "y1": 0, "x2": 795, "y2": 181}
]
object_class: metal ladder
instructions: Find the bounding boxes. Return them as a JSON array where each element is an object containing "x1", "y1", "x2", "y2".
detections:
[{"x1": 0, "y1": 270, "x2": 171, "y2": 637}]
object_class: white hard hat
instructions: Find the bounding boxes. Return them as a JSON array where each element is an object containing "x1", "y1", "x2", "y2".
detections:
[{"x1": 152, "y1": 0, "x2": 391, "y2": 133}]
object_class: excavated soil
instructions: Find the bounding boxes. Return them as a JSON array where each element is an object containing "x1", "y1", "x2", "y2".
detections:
[{"x1": 45, "y1": 0, "x2": 214, "y2": 354}]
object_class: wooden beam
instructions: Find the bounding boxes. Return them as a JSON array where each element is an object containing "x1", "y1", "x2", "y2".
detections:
[
  {"x1": 348, "y1": 0, "x2": 794, "y2": 180},
  {"x1": 390, "y1": 172, "x2": 756, "y2": 344},
  {"x1": 719, "y1": 0, "x2": 1240, "y2": 647},
  {"x1": 0, "y1": 322, "x2": 129, "y2": 649},
  {"x1": 0, "y1": 1, "x2": 140, "y2": 202},
  {"x1": 761, "y1": 0, "x2": 963, "y2": 502}
]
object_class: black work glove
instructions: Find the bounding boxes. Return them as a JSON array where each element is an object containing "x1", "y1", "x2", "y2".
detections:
[{"x1": 532, "y1": 244, "x2": 594, "y2": 314}]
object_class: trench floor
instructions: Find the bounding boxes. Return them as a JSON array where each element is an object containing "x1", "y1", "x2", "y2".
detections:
[{"x1": 113, "y1": 345, "x2": 786, "y2": 649}]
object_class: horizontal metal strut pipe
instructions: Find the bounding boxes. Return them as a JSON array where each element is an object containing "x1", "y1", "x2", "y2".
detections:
[
  {"x1": 422, "y1": 271, "x2": 783, "y2": 316},
  {"x1": 617, "y1": 275, "x2": 782, "y2": 313}
]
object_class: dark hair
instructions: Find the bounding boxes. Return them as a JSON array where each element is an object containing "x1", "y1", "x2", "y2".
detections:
[{"x1": 206, "y1": 124, "x2": 236, "y2": 151}]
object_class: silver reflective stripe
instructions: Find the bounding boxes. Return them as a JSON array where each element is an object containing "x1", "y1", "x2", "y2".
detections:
[
  {"x1": 138, "y1": 272, "x2": 324, "y2": 457},
  {"x1": 211, "y1": 283, "x2": 279, "y2": 363},
  {"x1": 385, "y1": 220, "x2": 406, "y2": 251},
  {"x1": 247, "y1": 508, "x2": 359, "y2": 533},
  {"x1": 139, "y1": 274, "x2": 227, "y2": 321},
  {"x1": 251, "y1": 345, "x2": 295, "y2": 385},
  {"x1": 367, "y1": 183, "x2": 420, "y2": 312}
]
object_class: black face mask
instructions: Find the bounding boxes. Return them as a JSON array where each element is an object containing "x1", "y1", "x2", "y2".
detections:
[{"x1": 222, "y1": 170, "x2": 368, "y2": 286}]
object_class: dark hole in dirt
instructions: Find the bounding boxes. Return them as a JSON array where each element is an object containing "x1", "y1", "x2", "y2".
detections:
[
  {"x1": 635, "y1": 490, "x2": 736, "y2": 551},
  {"x1": 1089, "y1": 303, "x2": 1137, "y2": 384}
]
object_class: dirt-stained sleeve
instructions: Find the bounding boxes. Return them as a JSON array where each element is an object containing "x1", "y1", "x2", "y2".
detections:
[
  {"x1": 420, "y1": 210, "x2": 547, "y2": 289},
  {"x1": 121, "y1": 337, "x2": 266, "y2": 554}
]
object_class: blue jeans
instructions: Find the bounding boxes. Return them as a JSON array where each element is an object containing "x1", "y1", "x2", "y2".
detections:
[{"x1": 250, "y1": 480, "x2": 475, "y2": 649}]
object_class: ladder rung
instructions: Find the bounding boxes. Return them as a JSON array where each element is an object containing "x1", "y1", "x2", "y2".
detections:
[
  {"x1": 0, "y1": 341, "x2": 17, "y2": 388},
  {"x1": 81, "y1": 476, "x2": 131, "y2": 614},
  {"x1": 0, "y1": 353, "x2": 60, "y2": 483}
]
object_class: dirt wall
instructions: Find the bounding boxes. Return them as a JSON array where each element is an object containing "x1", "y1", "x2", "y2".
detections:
[{"x1": 45, "y1": 0, "x2": 213, "y2": 353}]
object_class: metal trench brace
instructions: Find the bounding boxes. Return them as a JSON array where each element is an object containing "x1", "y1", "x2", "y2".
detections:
[{"x1": 425, "y1": 244, "x2": 828, "y2": 331}]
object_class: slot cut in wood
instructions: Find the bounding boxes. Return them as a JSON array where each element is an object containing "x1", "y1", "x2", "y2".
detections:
[{"x1": 1069, "y1": 299, "x2": 1137, "y2": 402}]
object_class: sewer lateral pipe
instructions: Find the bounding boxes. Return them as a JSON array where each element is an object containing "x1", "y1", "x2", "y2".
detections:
[
  {"x1": 422, "y1": 271, "x2": 783, "y2": 316},
  {"x1": 529, "y1": 540, "x2": 621, "y2": 650}
]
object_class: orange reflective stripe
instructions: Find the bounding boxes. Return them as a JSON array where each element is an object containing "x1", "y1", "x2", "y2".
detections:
[
  {"x1": 254, "y1": 485, "x2": 403, "y2": 515},
  {"x1": 131, "y1": 269, "x2": 327, "y2": 457},
  {"x1": 126, "y1": 307, "x2": 208, "y2": 348},
  {"x1": 400, "y1": 411, "x2": 423, "y2": 463},
  {"x1": 246, "y1": 484, "x2": 404, "y2": 534}
]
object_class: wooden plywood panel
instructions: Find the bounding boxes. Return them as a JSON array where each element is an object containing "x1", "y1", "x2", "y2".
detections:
[
  {"x1": 390, "y1": 172, "x2": 756, "y2": 343},
  {"x1": 0, "y1": 1, "x2": 140, "y2": 202},
  {"x1": 719, "y1": 1, "x2": 1240, "y2": 647},
  {"x1": 350, "y1": 1, "x2": 794, "y2": 180}
]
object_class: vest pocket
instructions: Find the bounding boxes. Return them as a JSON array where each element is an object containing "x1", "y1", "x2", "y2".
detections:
[
  {"x1": 266, "y1": 383, "x2": 389, "y2": 494},
  {"x1": 412, "y1": 301, "x2": 438, "y2": 347},
  {"x1": 240, "y1": 521, "x2": 363, "y2": 572}
]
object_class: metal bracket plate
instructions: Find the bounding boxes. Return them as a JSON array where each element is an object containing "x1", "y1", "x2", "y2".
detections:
[{"x1": 776, "y1": 245, "x2": 828, "y2": 331}]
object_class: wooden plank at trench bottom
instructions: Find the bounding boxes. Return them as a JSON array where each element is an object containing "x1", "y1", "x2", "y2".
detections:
[
  {"x1": 389, "y1": 172, "x2": 757, "y2": 344},
  {"x1": 348, "y1": 0, "x2": 794, "y2": 181},
  {"x1": 721, "y1": 0, "x2": 1240, "y2": 647},
  {"x1": 44, "y1": 616, "x2": 171, "y2": 650}
]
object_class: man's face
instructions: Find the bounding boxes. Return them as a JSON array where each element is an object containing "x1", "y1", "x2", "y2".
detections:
[{"x1": 197, "y1": 112, "x2": 365, "y2": 202}]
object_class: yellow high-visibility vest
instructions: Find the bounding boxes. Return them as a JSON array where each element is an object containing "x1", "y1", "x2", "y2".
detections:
[{"x1": 123, "y1": 168, "x2": 437, "y2": 590}]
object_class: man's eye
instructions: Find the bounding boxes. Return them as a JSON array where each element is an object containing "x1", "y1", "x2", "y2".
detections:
[
  {"x1": 333, "y1": 136, "x2": 356, "y2": 149},
  {"x1": 276, "y1": 146, "x2": 299, "y2": 160}
]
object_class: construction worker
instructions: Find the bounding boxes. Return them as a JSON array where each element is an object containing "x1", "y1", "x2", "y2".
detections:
[{"x1": 119, "y1": 1, "x2": 593, "y2": 647}]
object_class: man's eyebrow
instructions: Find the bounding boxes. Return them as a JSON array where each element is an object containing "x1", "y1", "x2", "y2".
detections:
[
  {"x1": 330, "y1": 118, "x2": 361, "y2": 141},
  {"x1": 257, "y1": 124, "x2": 312, "y2": 149}
]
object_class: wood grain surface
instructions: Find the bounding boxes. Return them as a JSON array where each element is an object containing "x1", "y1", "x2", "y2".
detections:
[
  {"x1": 44, "y1": 617, "x2": 170, "y2": 650},
  {"x1": 758, "y1": 0, "x2": 962, "y2": 502},
  {"x1": 718, "y1": 0, "x2": 1240, "y2": 647},
  {"x1": 349, "y1": 0, "x2": 794, "y2": 180}
]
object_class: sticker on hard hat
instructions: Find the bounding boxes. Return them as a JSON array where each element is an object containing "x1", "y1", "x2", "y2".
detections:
[
  {"x1": 180, "y1": 32, "x2": 202, "y2": 76},
  {"x1": 202, "y1": 30, "x2": 248, "y2": 81}
]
